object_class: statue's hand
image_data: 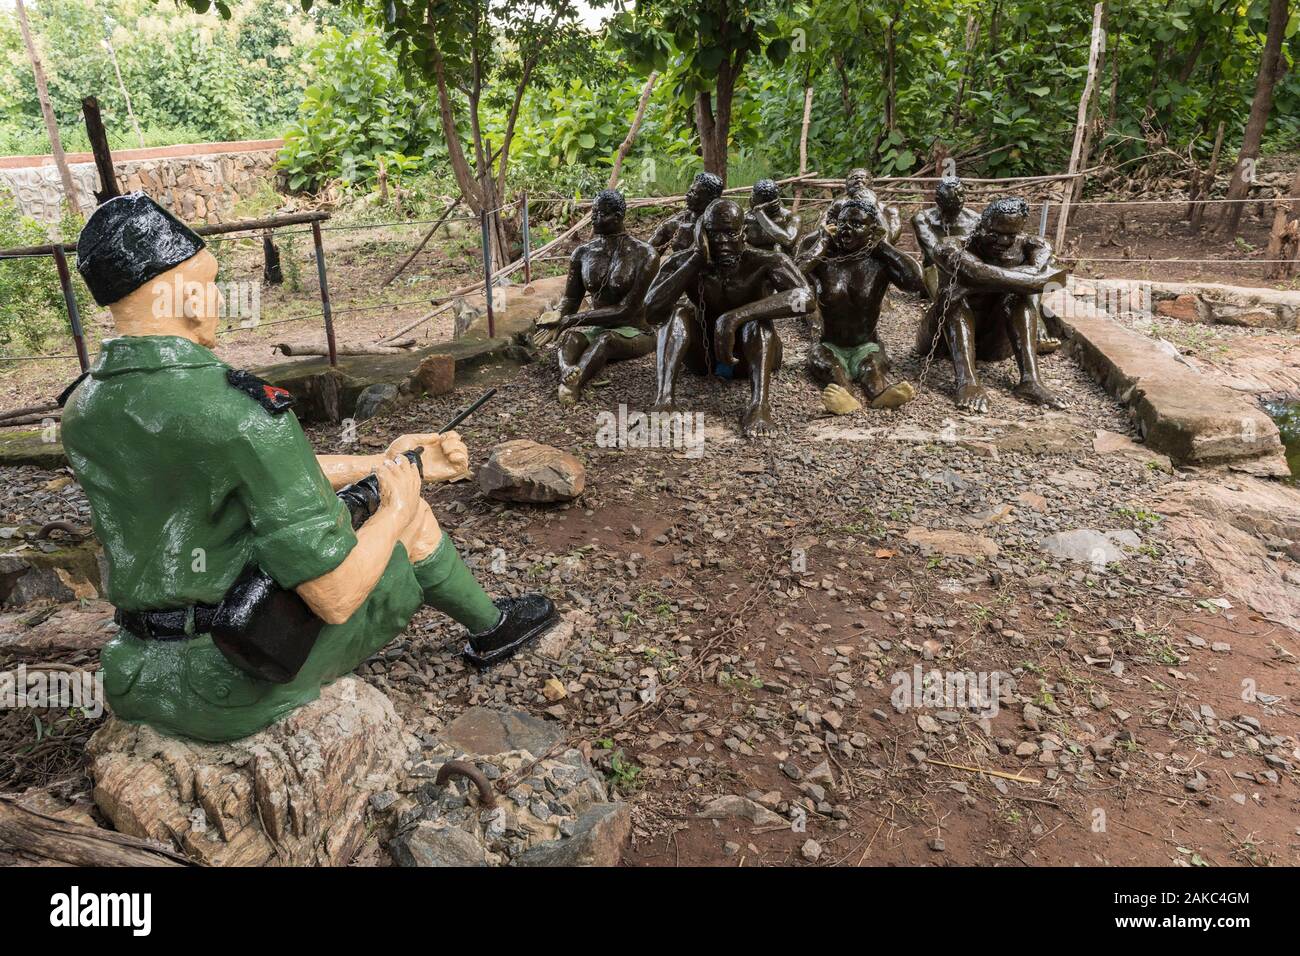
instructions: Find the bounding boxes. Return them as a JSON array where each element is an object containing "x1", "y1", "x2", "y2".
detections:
[
  {"x1": 935, "y1": 243, "x2": 962, "y2": 273},
  {"x1": 386, "y1": 431, "x2": 470, "y2": 482},
  {"x1": 375, "y1": 454, "x2": 424, "y2": 523}
]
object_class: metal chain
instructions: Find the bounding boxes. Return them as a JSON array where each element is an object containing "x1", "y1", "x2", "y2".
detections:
[{"x1": 915, "y1": 226, "x2": 971, "y2": 393}]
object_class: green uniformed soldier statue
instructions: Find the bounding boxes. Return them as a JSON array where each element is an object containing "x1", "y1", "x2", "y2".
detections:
[{"x1": 61, "y1": 194, "x2": 557, "y2": 743}]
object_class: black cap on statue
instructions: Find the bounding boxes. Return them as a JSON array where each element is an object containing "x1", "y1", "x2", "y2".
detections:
[{"x1": 76, "y1": 193, "x2": 206, "y2": 306}]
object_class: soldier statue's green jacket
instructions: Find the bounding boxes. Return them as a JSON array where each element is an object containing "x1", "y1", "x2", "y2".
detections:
[{"x1": 63, "y1": 335, "x2": 500, "y2": 742}]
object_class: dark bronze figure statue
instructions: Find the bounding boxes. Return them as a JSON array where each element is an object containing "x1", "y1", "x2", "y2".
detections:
[
  {"x1": 913, "y1": 176, "x2": 1061, "y2": 353},
  {"x1": 744, "y1": 178, "x2": 798, "y2": 253},
  {"x1": 911, "y1": 176, "x2": 979, "y2": 299},
  {"x1": 645, "y1": 199, "x2": 809, "y2": 437},
  {"x1": 798, "y1": 167, "x2": 902, "y2": 260},
  {"x1": 650, "y1": 171, "x2": 724, "y2": 253},
  {"x1": 916, "y1": 196, "x2": 1068, "y2": 414},
  {"x1": 799, "y1": 199, "x2": 925, "y2": 414},
  {"x1": 533, "y1": 190, "x2": 656, "y2": 404}
]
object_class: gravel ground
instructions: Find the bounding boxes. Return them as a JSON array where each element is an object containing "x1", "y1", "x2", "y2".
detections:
[{"x1": 3, "y1": 260, "x2": 1297, "y2": 867}]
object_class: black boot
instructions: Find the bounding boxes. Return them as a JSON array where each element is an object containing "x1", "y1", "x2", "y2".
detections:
[{"x1": 462, "y1": 594, "x2": 558, "y2": 668}]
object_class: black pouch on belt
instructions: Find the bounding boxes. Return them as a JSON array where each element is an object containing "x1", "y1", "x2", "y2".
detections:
[{"x1": 208, "y1": 449, "x2": 425, "y2": 683}]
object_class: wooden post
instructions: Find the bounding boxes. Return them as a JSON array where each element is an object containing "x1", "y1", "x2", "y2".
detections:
[
  {"x1": 14, "y1": 0, "x2": 81, "y2": 215},
  {"x1": 1189, "y1": 121, "x2": 1225, "y2": 231},
  {"x1": 1055, "y1": 2, "x2": 1105, "y2": 251},
  {"x1": 521, "y1": 190, "x2": 532, "y2": 286},
  {"x1": 480, "y1": 208, "x2": 495, "y2": 339},
  {"x1": 81, "y1": 97, "x2": 120, "y2": 204},
  {"x1": 51, "y1": 244, "x2": 89, "y2": 372},
  {"x1": 262, "y1": 229, "x2": 283, "y2": 285},
  {"x1": 608, "y1": 72, "x2": 659, "y2": 189},
  {"x1": 793, "y1": 81, "x2": 814, "y2": 213},
  {"x1": 310, "y1": 220, "x2": 338, "y2": 367}
]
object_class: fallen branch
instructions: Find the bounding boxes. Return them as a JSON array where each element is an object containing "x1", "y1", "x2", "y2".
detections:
[
  {"x1": 380, "y1": 196, "x2": 463, "y2": 288},
  {"x1": 0, "y1": 796, "x2": 190, "y2": 867},
  {"x1": 0, "y1": 400, "x2": 58, "y2": 423},
  {"x1": 923, "y1": 758, "x2": 1041, "y2": 785},
  {"x1": 274, "y1": 339, "x2": 416, "y2": 357},
  {"x1": 0, "y1": 411, "x2": 60, "y2": 427}
]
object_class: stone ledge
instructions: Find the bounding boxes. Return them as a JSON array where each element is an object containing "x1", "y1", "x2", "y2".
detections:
[
  {"x1": 251, "y1": 274, "x2": 566, "y2": 422},
  {"x1": 1045, "y1": 288, "x2": 1287, "y2": 470}
]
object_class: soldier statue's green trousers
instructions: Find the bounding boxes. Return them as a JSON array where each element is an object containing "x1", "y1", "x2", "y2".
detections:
[{"x1": 63, "y1": 336, "x2": 501, "y2": 742}]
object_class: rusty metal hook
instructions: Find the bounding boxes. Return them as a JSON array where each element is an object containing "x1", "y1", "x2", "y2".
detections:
[{"x1": 435, "y1": 760, "x2": 496, "y2": 809}]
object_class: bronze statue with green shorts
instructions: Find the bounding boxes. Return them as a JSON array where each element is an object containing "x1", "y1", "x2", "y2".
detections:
[
  {"x1": 533, "y1": 189, "x2": 656, "y2": 404},
  {"x1": 61, "y1": 194, "x2": 557, "y2": 743}
]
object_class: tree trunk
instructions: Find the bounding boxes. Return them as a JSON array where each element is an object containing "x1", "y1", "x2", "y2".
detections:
[
  {"x1": 14, "y1": 0, "x2": 81, "y2": 216},
  {"x1": 1219, "y1": 0, "x2": 1290, "y2": 236}
]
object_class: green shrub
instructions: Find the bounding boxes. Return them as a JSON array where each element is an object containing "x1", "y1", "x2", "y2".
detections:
[{"x1": 0, "y1": 197, "x2": 90, "y2": 356}]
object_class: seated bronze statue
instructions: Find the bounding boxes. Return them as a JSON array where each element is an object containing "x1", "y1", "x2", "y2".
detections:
[
  {"x1": 799, "y1": 198, "x2": 925, "y2": 414},
  {"x1": 911, "y1": 175, "x2": 979, "y2": 300},
  {"x1": 533, "y1": 189, "x2": 656, "y2": 405},
  {"x1": 798, "y1": 167, "x2": 902, "y2": 259},
  {"x1": 915, "y1": 196, "x2": 1068, "y2": 414},
  {"x1": 650, "y1": 171, "x2": 724, "y2": 253},
  {"x1": 744, "y1": 178, "x2": 798, "y2": 253},
  {"x1": 645, "y1": 199, "x2": 809, "y2": 437},
  {"x1": 913, "y1": 175, "x2": 1060, "y2": 353}
]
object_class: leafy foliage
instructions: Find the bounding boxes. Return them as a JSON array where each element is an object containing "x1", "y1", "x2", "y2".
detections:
[{"x1": 0, "y1": 196, "x2": 89, "y2": 354}]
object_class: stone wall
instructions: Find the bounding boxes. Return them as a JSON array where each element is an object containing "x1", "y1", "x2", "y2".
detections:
[{"x1": 0, "y1": 140, "x2": 283, "y2": 225}]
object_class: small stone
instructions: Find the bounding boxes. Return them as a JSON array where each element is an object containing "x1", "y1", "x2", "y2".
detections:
[{"x1": 801, "y1": 839, "x2": 822, "y2": 862}]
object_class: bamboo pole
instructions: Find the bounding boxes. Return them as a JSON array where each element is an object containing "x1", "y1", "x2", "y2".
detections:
[
  {"x1": 1055, "y1": 2, "x2": 1106, "y2": 250},
  {"x1": 14, "y1": 0, "x2": 81, "y2": 215},
  {"x1": 608, "y1": 72, "x2": 659, "y2": 190},
  {"x1": 793, "y1": 83, "x2": 814, "y2": 213}
]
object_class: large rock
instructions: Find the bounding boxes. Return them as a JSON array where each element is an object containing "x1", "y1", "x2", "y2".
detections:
[
  {"x1": 86, "y1": 677, "x2": 411, "y2": 866},
  {"x1": 478, "y1": 439, "x2": 585, "y2": 503},
  {"x1": 1040, "y1": 529, "x2": 1140, "y2": 565},
  {"x1": 1045, "y1": 287, "x2": 1287, "y2": 469},
  {"x1": 442, "y1": 704, "x2": 565, "y2": 757},
  {"x1": 904, "y1": 528, "x2": 999, "y2": 560},
  {"x1": 514, "y1": 803, "x2": 632, "y2": 867},
  {"x1": 1, "y1": 537, "x2": 104, "y2": 607},
  {"x1": 1154, "y1": 476, "x2": 1300, "y2": 631}
]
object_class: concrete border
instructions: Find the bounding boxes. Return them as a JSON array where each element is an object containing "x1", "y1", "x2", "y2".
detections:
[
  {"x1": 0, "y1": 139, "x2": 284, "y2": 171},
  {"x1": 1044, "y1": 287, "x2": 1289, "y2": 473}
]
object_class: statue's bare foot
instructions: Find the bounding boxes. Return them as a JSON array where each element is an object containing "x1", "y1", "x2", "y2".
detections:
[
  {"x1": 822, "y1": 383, "x2": 862, "y2": 415},
  {"x1": 557, "y1": 381, "x2": 579, "y2": 405},
  {"x1": 741, "y1": 405, "x2": 775, "y2": 438},
  {"x1": 955, "y1": 383, "x2": 990, "y2": 414},
  {"x1": 1036, "y1": 335, "x2": 1061, "y2": 355},
  {"x1": 1015, "y1": 379, "x2": 1068, "y2": 409},
  {"x1": 869, "y1": 381, "x2": 916, "y2": 410},
  {"x1": 651, "y1": 396, "x2": 678, "y2": 414}
]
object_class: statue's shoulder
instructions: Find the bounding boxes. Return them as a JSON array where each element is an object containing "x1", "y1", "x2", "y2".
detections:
[{"x1": 225, "y1": 369, "x2": 296, "y2": 415}]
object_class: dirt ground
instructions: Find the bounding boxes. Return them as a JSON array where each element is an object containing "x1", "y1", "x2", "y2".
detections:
[{"x1": 2, "y1": 177, "x2": 1298, "y2": 868}]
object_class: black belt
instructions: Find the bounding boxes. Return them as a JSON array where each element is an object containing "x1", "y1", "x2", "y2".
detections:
[{"x1": 114, "y1": 605, "x2": 218, "y2": 640}]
